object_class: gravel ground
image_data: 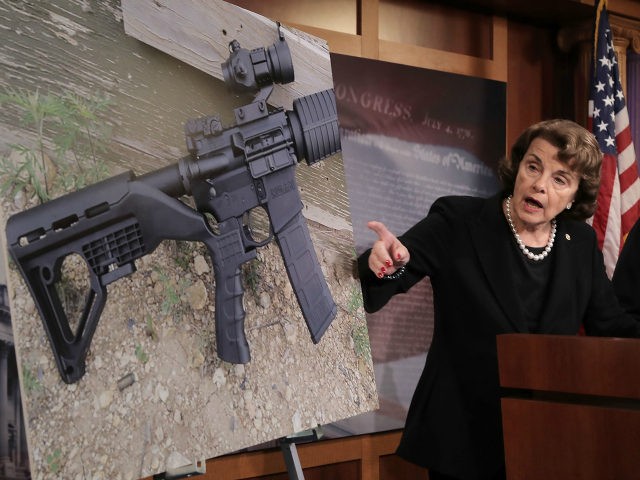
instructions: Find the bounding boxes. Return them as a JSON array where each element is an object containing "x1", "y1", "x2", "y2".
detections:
[{"x1": 3, "y1": 192, "x2": 377, "y2": 479}]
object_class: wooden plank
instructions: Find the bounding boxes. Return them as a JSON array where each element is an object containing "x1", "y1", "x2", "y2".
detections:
[
  {"x1": 378, "y1": 39, "x2": 507, "y2": 81},
  {"x1": 491, "y1": 16, "x2": 508, "y2": 78},
  {"x1": 289, "y1": 23, "x2": 363, "y2": 57},
  {"x1": 0, "y1": 0, "x2": 244, "y2": 173},
  {"x1": 121, "y1": 0, "x2": 334, "y2": 109},
  {"x1": 376, "y1": 15, "x2": 507, "y2": 81},
  {"x1": 360, "y1": 0, "x2": 380, "y2": 60},
  {"x1": 606, "y1": 0, "x2": 640, "y2": 19}
]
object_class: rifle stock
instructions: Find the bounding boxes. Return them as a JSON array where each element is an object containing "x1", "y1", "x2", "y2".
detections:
[{"x1": 6, "y1": 173, "x2": 227, "y2": 383}]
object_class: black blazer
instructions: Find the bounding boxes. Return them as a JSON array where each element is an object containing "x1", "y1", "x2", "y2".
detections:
[
  {"x1": 358, "y1": 194, "x2": 640, "y2": 480},
  {"x1": 613, "y1": 216, "x2": 640, "y2": 317}
]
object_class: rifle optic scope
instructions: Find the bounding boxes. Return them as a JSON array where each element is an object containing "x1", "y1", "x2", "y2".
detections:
[{"x1": 222, "y1": 37, "x2": 294, "y2": 93}]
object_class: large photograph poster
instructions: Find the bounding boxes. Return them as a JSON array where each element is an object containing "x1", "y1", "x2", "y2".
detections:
[
  {"x1": 0, "y1": 3, "x2": 377, "y2": 478},
  {"x1": 329, "y1": 54, "x2": 506, "y2": 435}
]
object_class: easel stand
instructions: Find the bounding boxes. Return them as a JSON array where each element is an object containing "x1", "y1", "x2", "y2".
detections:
[
  {"x1": 280, "y1": 442, "x2": 304, "y2": 480},
  {"x1": 278, "y1": 427, "x2": 323, "y2": 480},
  {"x1": 152, "y1": 427, "x2": 323, "y2": 480}
]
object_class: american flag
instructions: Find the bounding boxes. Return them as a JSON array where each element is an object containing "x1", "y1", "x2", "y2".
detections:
[{"x1": 588, "y1": 0, "x2": 640, "y2": 278}]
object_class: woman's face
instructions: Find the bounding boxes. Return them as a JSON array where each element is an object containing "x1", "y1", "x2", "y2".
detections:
[{"x1": 512, "y1": 137, "x2": 580, "y2": 230}]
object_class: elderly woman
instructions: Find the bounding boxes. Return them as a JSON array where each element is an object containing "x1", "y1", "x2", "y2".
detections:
[{"x1": 358, "y1": 119, "x2": 640, "y2": 480}]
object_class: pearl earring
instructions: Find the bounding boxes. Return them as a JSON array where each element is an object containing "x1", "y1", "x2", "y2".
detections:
[{"x1": 566, "y1": 202, "x2": 573, "y2": 210}]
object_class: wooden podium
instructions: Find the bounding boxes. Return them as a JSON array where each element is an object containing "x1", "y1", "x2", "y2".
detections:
[{"x1": 497, "y1": 334, "x2": 640, "y2": 480}]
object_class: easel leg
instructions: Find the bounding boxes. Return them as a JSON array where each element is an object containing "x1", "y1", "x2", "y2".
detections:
[{"x1": 280, "y1": 442, "x2": 305, "y2": 480}]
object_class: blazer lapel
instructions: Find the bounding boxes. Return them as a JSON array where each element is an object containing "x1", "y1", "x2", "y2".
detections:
[{"x1": 469, "y1": 195, "x2": 528, "y2": 332}]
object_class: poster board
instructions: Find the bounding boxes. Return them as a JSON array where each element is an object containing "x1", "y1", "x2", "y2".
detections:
[
  {"x1": 0, "y1": 2, "x2": 377, "y2": 478},
  {"x1": 328, "y1": 53, "x2": 506, "y2": 435}
]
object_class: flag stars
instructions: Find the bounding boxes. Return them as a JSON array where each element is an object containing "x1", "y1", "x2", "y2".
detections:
[
  {"x1": 599, "y1": 55, "x2": 611, "y2": 68},
  {"x1": 595, "y1": 81, "x2": 606, "y2": 92},
  {"x1": 604, "y1": 95, "x2": 615, "y2": 106},
  {"x1": 616, "y1": 89, "x2": 625, "y2": 101},
  {"x1": 597, "y1": 120, "x2": 609, "y2": 132},
  {"x1": 593, "y1": 106, "x2": 601, "y2": 118},
  {"x1": 605, "y1": 136, "x2": 615, "y2": 147}
]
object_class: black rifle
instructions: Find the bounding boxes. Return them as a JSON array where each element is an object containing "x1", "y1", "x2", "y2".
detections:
[{"x1": 5, "y1": 32, "x2": 340, "y2": 384}]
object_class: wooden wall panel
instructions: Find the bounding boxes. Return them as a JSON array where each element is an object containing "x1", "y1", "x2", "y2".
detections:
[
  {"x1": 378, "y1": 0, "x2": 493, "y2": 58},
  {"x1": 506, "y1": 20, "x2": 566, "y2": 148},
  {"x1": 228, "y1": 0, "x2": 507, "y2": 82}
]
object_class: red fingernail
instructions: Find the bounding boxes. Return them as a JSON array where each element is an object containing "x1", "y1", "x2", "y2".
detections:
[
  {"x1": 385, "y1": 259, "x2": 392, "y2": 267},
  {"x1": 396, "y1": 253, "x2": 402, "y2": 260},
  {"x1": 377, "y1": 271, "x2": 384, "y2": 278},
  {"x1": 381, "y1": 266, "x2": 386, "y2": 273}
]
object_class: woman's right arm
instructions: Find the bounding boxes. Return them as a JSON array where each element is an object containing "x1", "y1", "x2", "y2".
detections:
[
  {"x1": 357, "y1": 221, "x2": 412, "y2": 313},
  {"x1": 357, "y1": 200, "x2": 449, "y2": 313},
  {"x1": 365, "y1": 221, "x2": 410, "y2": 279},
  {"x1": 358, "y1": 220, "x2": 432, "y2": 313}
]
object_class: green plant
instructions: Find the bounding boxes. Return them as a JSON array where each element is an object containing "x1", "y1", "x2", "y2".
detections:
[
  {"x1": 346, "y1": 271, "x2": 371, "y2": 359},
  {"x1": 135, "y1": 344, "x2": 149, "y2": 364},
  {"x1": 160, "y1": 275, "x2": 181, "y2": 315},
  {"x1": 54, "y1": 91, "x2": 111, "y2": 190},
  {"x1": 174, "y1": 241, "x2": 193, "y2": 270},
  {"x1": 352, "y1": 322, "x2": 372, "y2": 361},
  {"x1": 154, "y1": 267, "x2": 190, "y2": 318},
  {"x1": 346, "y1": 285, "x2": 364, "y2": 319},
  {"x1": 161, "y1": 285, "x2": 181, "y2": 315},
  {"x1": 46, "y1": 448, "x2": 61, "y2": 474},
  {"x1": 243, "y1": 257, "x2": 262, "y2": 298},
  {"x1": 0, "y1": 88, "x2": 61, "y2": 201},
  {"x1": 21, "y1": 363, "x2": 43, "y2": 396},
  {"x1": 145, "y1": 316, "x2": 158, "y2": 342},
  {"x1": 0, "y1": 87, "x2": 111, "y2": 202}
]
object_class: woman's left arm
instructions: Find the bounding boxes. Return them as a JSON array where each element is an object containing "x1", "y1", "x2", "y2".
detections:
[
  {"x1": 612, "y1": 218, "x2": 640, "y2": 317},
  {"x1": 584, "y1": 225, "x2": 640, "y2": 337}
]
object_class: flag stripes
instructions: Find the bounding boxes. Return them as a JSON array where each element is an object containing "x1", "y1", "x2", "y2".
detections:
[{"x1": 589, "y1": 0, "x2": 640, "y2": 277}]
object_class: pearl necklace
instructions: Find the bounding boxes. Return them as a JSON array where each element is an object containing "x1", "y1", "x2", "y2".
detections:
[{"x1": 505, "y1": 195, "x2": 556, "y2": 261}]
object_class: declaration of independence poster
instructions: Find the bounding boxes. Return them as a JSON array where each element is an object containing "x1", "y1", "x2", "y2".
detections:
[{"x1": 328, "y1": 53, "x2": 506, "y2": 436}]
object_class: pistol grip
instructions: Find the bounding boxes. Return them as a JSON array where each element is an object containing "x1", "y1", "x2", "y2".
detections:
[
  {"x1": 275, "y1": 210, "x2": 337, "y2": 344},
  {"x1": 208, "y1": 221, "x2": 256, "y2": 364}
]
